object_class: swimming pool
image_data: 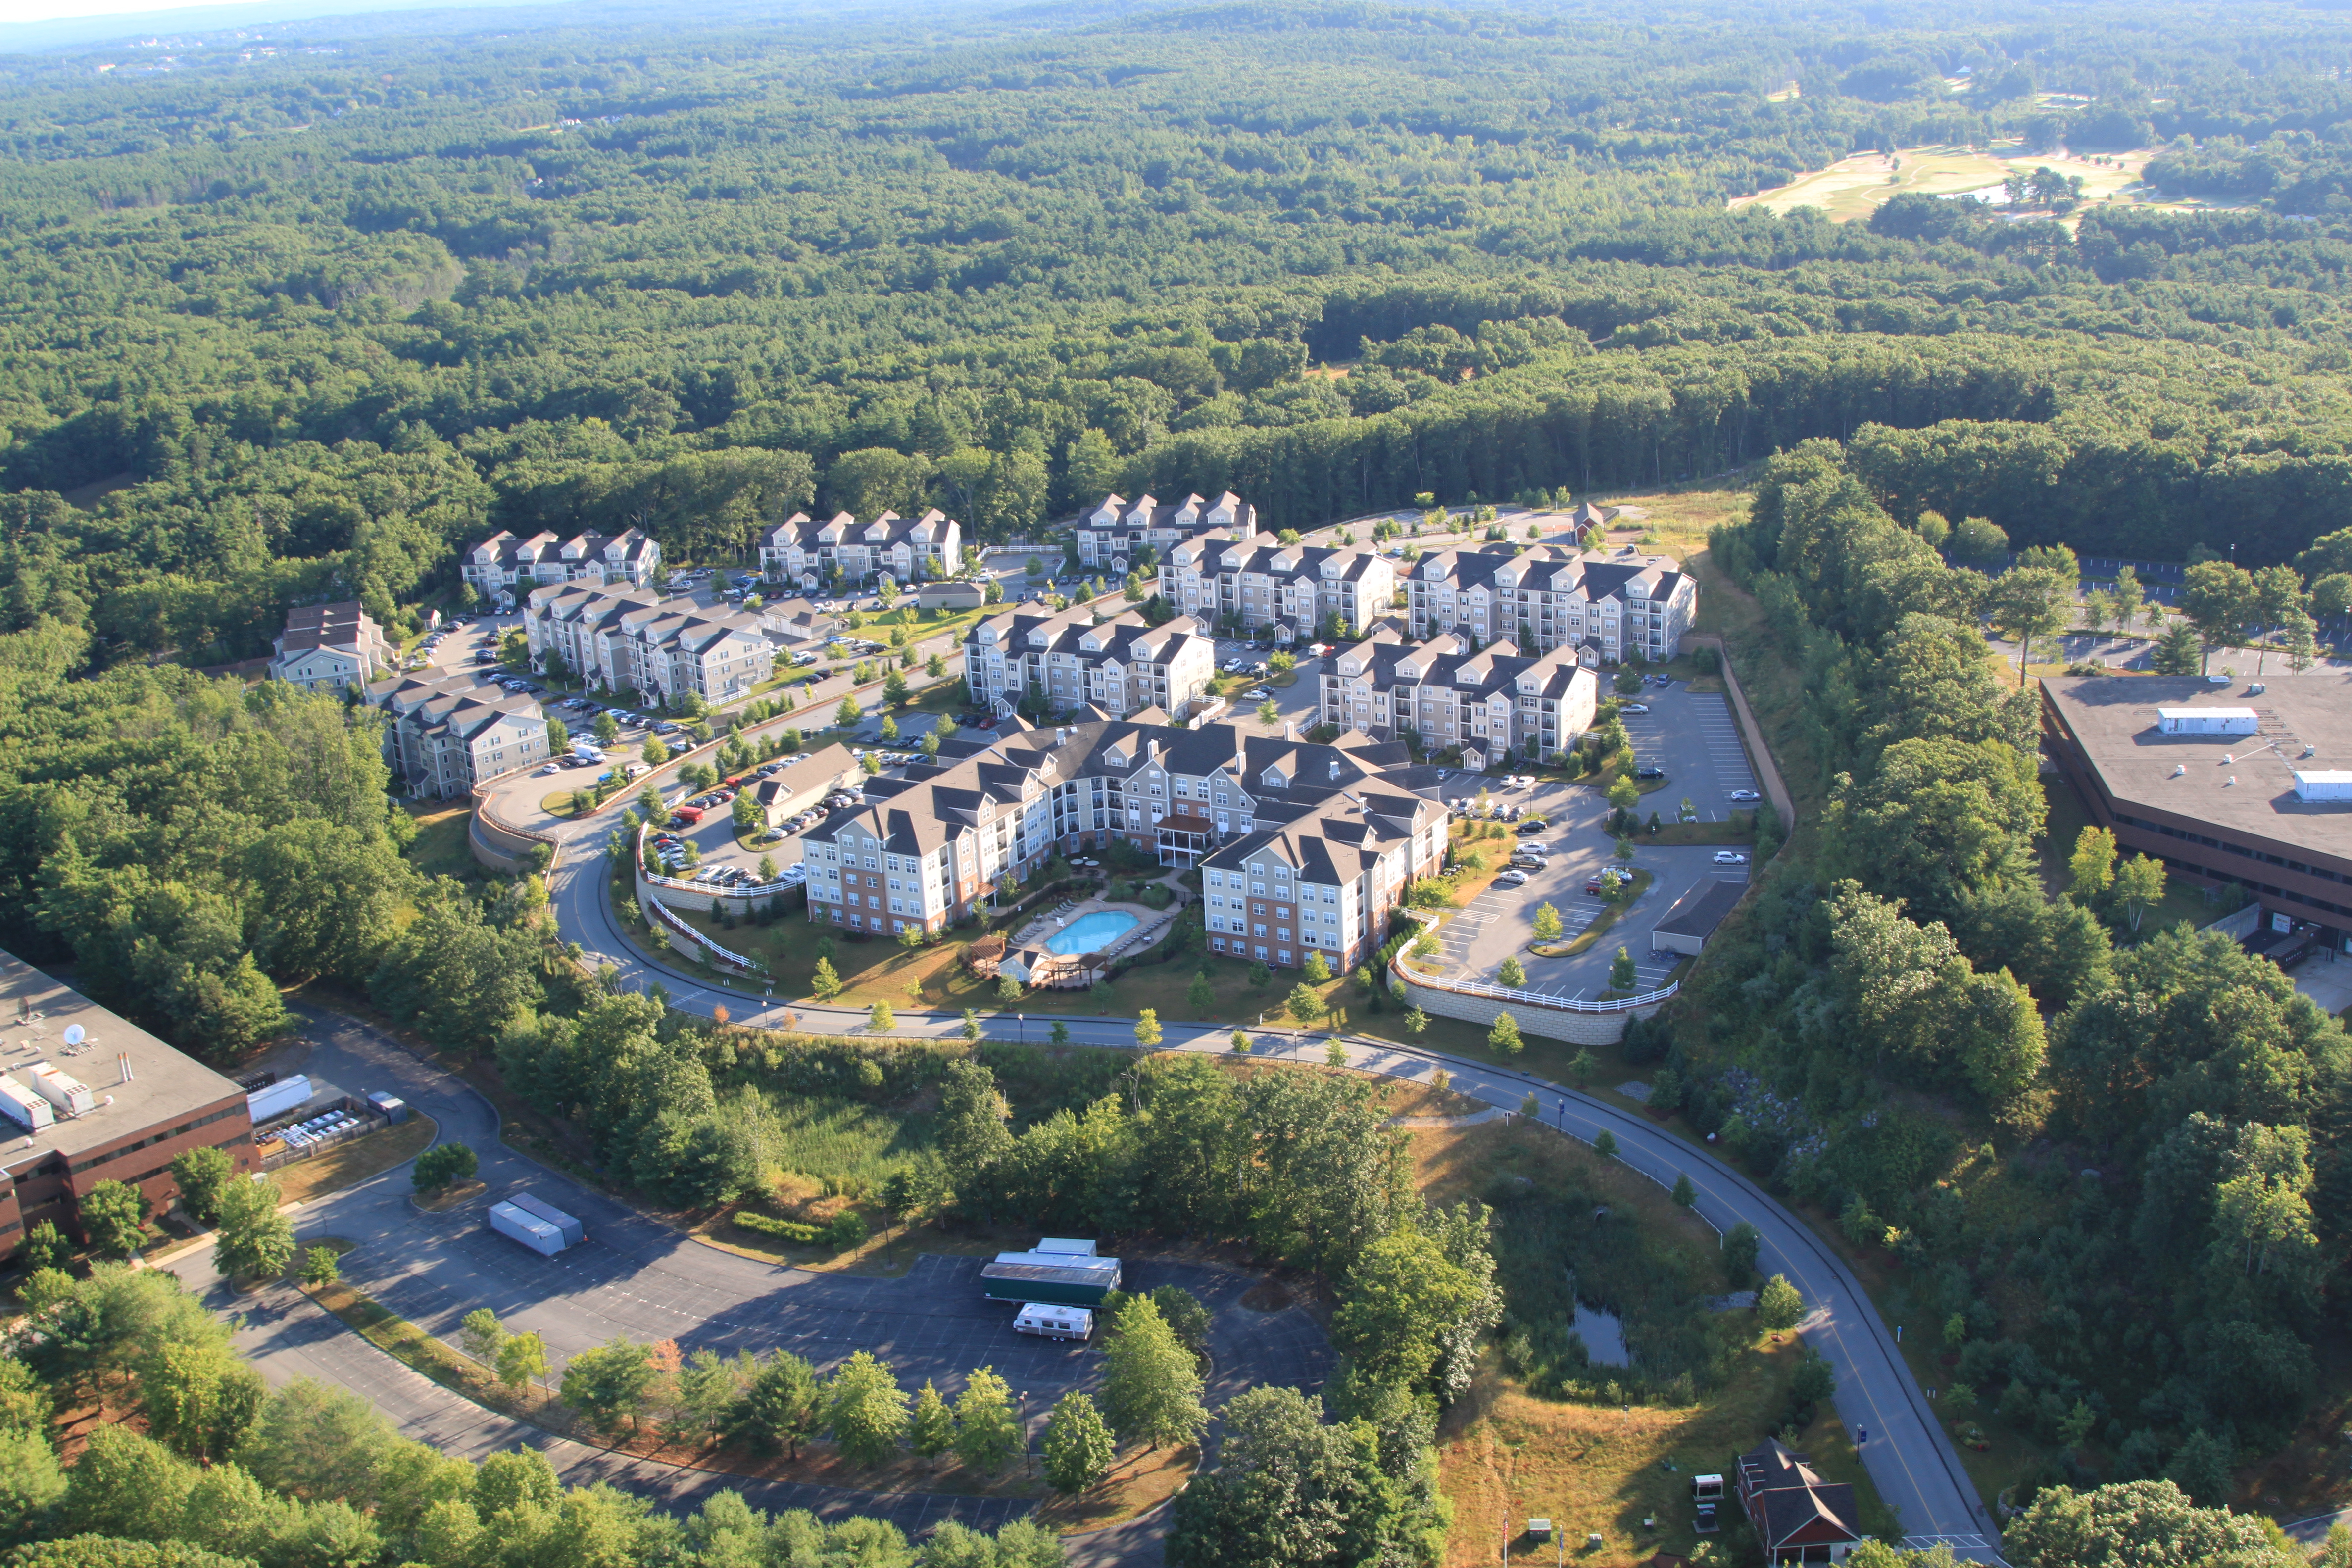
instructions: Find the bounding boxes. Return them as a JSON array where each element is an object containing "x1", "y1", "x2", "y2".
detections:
[{"x1": 1044, "y1": 910, "x2": 1139, "y2": 955}]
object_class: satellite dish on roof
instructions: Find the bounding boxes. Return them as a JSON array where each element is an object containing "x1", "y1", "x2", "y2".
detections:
[{"x1": 62, "y1": 1024, "x2": 84, "y2": 1046}]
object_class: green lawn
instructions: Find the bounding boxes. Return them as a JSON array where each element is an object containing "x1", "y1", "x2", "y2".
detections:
[{"x1": 404, "y1": 802, "x2": 480, "y2": 881}]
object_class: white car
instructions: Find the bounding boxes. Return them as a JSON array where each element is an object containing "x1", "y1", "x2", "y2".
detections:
[
  {"x1": 1495, "y1": 869, "x2": 1530, "y2": 887},
  {"x1": 1620, "y1": 702, "x2": 1650, "y2": 714},
  {"x1": 1728, "y1": 789, "x2": 1761, "y2": 803},
  {"x1": 1714, "y1": 851, "x2": 1750, "y2": 864},
  {"x1": 1519, "y1": 841, "x2": 1553, "y2": 857}
]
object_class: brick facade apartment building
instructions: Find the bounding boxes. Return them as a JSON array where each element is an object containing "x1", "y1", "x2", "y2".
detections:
[
  {"x1": 2042, "y1": 672, "x2": 2352, "y2": 954},
  {"x1": 801, "y1": 717, "x2": 1445, "y2": 972},
  {"x1": 0, "y1": 950, "x2": 253, "y2": 1258}
]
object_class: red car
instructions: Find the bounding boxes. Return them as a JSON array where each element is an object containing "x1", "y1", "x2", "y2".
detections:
[{"x1": 1585, "y1": 879, "x2": 1604, "y2": 896}]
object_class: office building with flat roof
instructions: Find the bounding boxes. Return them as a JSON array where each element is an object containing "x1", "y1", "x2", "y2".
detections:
[
  {"x1": 0, "y1": 951, "x2": 255, "y2": 1256},
  {"x1": 2040, "y1": 672, "x2": 2352, "y2": 951}
]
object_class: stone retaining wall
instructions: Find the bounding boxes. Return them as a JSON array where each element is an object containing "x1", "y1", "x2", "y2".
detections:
[{"x1": 1390, "y1": 964, "x2": 1668, "y2": 1046}]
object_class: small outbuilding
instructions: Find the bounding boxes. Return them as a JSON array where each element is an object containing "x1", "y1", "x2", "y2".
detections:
[{"x1": 1649, "y1": 879, "x2": 1749, "y2": 957}]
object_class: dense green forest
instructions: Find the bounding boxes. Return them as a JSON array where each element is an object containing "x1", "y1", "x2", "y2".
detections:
[
  {"x1": 1679, "y1": 443, "x2": 2351, "y2": 1508},
  {"x1": 8, "y1": 1, "x2": 2352, "y2": 663}
]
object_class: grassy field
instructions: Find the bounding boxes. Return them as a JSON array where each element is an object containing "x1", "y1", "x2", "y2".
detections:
[
  {"x1": 1730, "y1": 142, "x2": 2159, "y2": 225},
  {"x1": 274, "y1": 1116, "x2": 438, "y2": 1206},
  {"x1": 403, "y1": 801, "x2": 480, "y2": 882},
  {"x1": 1410, "y1": 1113, "x2": 1901, "y2": 1563}
]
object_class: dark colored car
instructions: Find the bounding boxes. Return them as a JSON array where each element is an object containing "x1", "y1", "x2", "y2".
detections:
[{"x1": 1635, "y1": 766, "x2": 1666, "y2": 780}]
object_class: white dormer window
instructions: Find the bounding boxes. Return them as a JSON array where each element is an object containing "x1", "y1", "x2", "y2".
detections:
[{"x1": 1106, "y1": 750, "x2": 1127, "y2": 768}]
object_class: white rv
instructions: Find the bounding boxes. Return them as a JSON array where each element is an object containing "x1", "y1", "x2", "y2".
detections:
[{"x1": 1013, "y1": 1303, "x2": 1094, "y2": 1342}]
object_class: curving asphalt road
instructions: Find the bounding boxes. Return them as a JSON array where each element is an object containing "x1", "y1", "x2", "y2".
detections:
[
  {"x1": 158, "y1": 1001, "x2": 1318, "y2": 1563},
  {"x1": 538, "y1": 785, "x2": 2004, "y2": 1559}
]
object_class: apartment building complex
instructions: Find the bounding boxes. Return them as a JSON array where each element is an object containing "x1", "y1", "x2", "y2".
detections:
[
  {"x1": 523, "y1": 583, "x2": 775, "y2": 707},
  {"x1": 0, "y1": 950, "x2": 254, "y2": 1259},
  {"x1": 963, "y1": 602, "x2": 1217, "y2": 721},
  {"x1": 461, "y1": 528, "x2": 662, "y2": 604},
  {"x1": 1406, "y1": 545, "x2": 1697, "y2": 663},
  {"x1": 759, "y1": 510, "x2": 963, "y2": 588},
  {"x1": 802, "y1": 719, "x2": 1444, "y2": 972},
  {"x1": 366, "y1": 671, "x2": 554, "y2": 797},
  {"x1": 268, "y1": 601, "x2": 393, "y2": 691},
  {"x1": 1075, "y1": 492, "x2": 1257, "y2": 569},
  {"x1": 1319, "y1": 629, "x2": 1600, "y2": 767},
  {"x1": 1160, "y1": 535, "x2": 1397, "y2": 642}
]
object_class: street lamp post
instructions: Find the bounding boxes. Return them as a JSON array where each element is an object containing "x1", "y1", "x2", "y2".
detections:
[{"x1": 1018, "y1": 1013, "x2": 1025, "y2": 1044}]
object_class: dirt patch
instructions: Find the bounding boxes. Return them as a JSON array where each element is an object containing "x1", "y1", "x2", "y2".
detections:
[
  {"x1": 414, "y1": 1178, "x2": 488, "y2": 1213},
  {"x1": 1036, "y1": 1443, "x2": 1197, "y2": 1533},
  {"x1": 1239, "y1": 1280, "x2": 1295, "y2": 1313}
]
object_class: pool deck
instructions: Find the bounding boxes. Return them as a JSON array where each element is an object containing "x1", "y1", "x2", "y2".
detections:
[{"x1": 1005, "y1": 895, "x2": 1179, "y2": 987}]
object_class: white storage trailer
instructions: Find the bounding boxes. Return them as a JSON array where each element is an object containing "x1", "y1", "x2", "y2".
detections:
[
  {"x1": 2157, "y1": 707, "x2": 2259, "y2": 736},
  {"x1": 2295, "y1": 771, "x2": 2352, "y2": 803},
  {"x1": 505, "y1": 1192, "x2": 585, "y2": 1247},
  {"x1": 0, "y1": 1074, "x2": 53, "y2": 1130},
  {"x1": 488, "y1": 1201, "x2": 567, "y2": 1257},
  {"x1": 27, "y1": 1062, "x2": 95, "y2": 1118}
]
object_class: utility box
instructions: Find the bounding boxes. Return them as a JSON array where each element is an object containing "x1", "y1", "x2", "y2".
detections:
[
  {"x1": 365, "y1": 1091, "x2": 409, "y2": 1124},
  {"x1": 489, "y1": 1201, "x2": 566, "y2": 1257},
  {"x1": 2157, "y1": 707, "x2": 2258, "y2": 736},
  {"x1": 1526, "y1": 1519, "x2": 1552, "y2": 1541},
  {"x1": 27, "y1": 1062, "x2": 95, "y2": 1118},
  {"x1": 2295, "y1": 771, "x2": 2352, "y2": 803},
  {"x1": 1694, "y1": 1472, "x2": 1724, "y2": 1534},
  {"x1": 505, "y1": 1192, "x2": 585, "y2": 1248},
  {"x1": 0, "y1": 1074, "x2": 53, "y2": 1130}
]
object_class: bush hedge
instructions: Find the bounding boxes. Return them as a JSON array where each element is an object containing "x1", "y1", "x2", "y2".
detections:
[{"x1": 733, "y1": 1211, "x2": 822, "y2": 1243}]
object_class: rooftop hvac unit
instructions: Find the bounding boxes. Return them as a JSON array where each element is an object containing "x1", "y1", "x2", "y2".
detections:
[
  {"x1": 26, "y1": 1062, "x2": 95, "y2": 1117},
  {"x1": 2295, "y1": 771, "x2": 2352, "y2": 803},
  {"x1": 2157, "y1": 707, "x2": 2259, "y2": 736},
  {"x1": 0, "y1": 1075, "x2": 53, "y2": 1130}
]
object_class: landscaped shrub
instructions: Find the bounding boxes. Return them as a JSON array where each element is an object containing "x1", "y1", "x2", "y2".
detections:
[
  {"x1": 734, "y1": 1211, "x2": 823, "y2": 1244},
  {"x1": 413, "y1": 1142, "x2": 478, "y2": 1192}
]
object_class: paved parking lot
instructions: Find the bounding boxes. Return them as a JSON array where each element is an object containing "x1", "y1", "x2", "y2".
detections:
[
  {"x1": 1432, "y1": 683, "x2": 1758, "y2": 998},
  {"x1": 1615, "y1": 685, "x2": 1760, "y2": 816}
]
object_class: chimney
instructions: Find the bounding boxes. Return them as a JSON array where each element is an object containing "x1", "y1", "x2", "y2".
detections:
[
  {"x1": 1329, "y1": 758, "x2": 1341, "y2": 780},
  {"x1": 118, "y1": 1053, "x2": 132, "y2": 1084},
  {"x1": 1284, "y1": 721, "x2": 1296, "y2": 741}
]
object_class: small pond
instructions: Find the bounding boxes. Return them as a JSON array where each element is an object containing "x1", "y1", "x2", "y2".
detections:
[
  {"x1": 1574, "y1": 1304, "x2": 1631, "y2": 1367},
  {"x1": 1043, "y1": 910, "x2": 1139, "y2": 956}
]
